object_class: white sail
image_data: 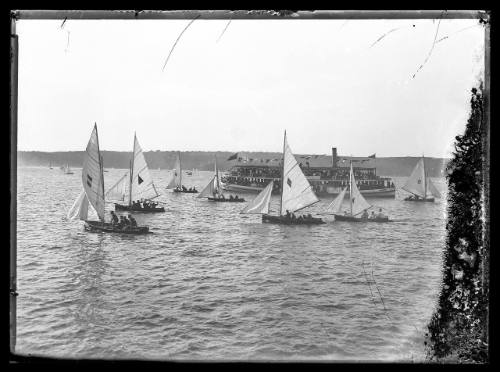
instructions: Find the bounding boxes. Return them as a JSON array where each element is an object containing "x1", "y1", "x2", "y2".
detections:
[
  {"x1": 402, "y1": 157, "x2": 426, "y2": 198},
  {"x1": 427, "y1": 178, "x2": 441, "y2": 198},
  {"x1": 67, "y1": 189, "x2": 89, "y2": 220},
  {"x1": 214, "y1": 156, "x2": 220, "y2": 192},
  {"x1": 167, "y1": 152, "x2": 182, "y2": 189},
  {"x1": 130, "y1": 134, "x2": 160, "y2": 201},
  {"x1": 241, "y1": 181, "x2": 273, "y2": 214},
  {"x1": 349, "y1": 164, "x2": 371, "y2": 216},
  {"x1": 280, "y1": 133, "x2": 319, "y2": 215},
  {"x1": 105, "y1": 173, "x2": 128, "y2": 201},
  {"x1": 326, "y1": 187, "x2": 347, "y2": 214},
  {"x1": 81, "y1": 124, "x2": 105, "y2": 221},
  {"x1": 197, "y1": 175, "x2": 217, "y2": 198}
]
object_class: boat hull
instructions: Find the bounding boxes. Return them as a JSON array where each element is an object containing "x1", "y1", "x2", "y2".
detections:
[
  {"x1": 207, "y1": 197, "x2": 245, "y2": 202},
  {"x1": 404, "y1": 197, "x2": 435, "y2": 202},
  {"x1": 222, "y1": 183, "x2": 395, "y2": 198},
  {"x1": 262, "y1": 214, "x2": 325, "y2": 225},
  {"x1": 173, "y1": 189, "x2": 198, "y2": 193},
  {"x1": 334, "y1": 214, "x2": 390, "y2": 222},
  {"x1": 114, "y1": 203, "x2": 165, "y2": 212},
  {"x1": 84, "y1": 220, "x2": 150, "y2": 234}
]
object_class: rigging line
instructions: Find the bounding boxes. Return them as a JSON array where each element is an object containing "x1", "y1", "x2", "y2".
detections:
[
  {"x1": 162, "y1": 15, "x2": 201, "y2": 72},
  {"x1": 216, "y1": 19, "x2": 232, "y2": 43}
]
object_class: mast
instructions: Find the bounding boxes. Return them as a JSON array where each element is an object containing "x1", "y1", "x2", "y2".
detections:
[
  {"x1": 129, "y1": 133, "x2": 136, "y2": 206},
  {"x1": 215, "y1": 155, "x2": 219, "y2": 190},
  {"x1": 279, "y1": 130, "x2": 286, "y2": 216},
  {"x1": 349, "y1": 161, "x2": 353, "y2": 215},
  {"x1": 422, "y1": 154, "x2": 427, "y2": 199},
  {"x1": 178, "y1": 151, "x2": 182, "y2": 188}
]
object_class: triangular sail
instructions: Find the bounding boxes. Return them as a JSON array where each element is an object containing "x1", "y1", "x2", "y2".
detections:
[
  {"x1": 326, "y1": 187, "x2": 347, "y2": 214},
  {"x1": 130, "y1": 134, "x2": 160, "y2": 201},
  {"x1": 167, "y1": 152, "x2": 182, "y2": 189},
  {"x1": 67, "y1": 189, "x2": 89, "y2": 220},
  {"x1": 402, "y1": 157, "x2": 426, "y2": 198},
  {"x1": 197, "y1": 175, "x2": 217, "y2": 198},
  {"x1": 105, "y1": 173, "x2": 128, "y2": 201},
  {"x1": 214, "y1": 156, "x2": 220, "y2": 192},
  {"x1": 280, "y1": 133, "x2": 319, "y2": 215},
  {"x1": 427, "y1": 178, "x2": 441, "y2": 198},
  {"x1": 241, "y1": 181, "x2": 273, "y2": 214},
  {"x1": 81, "y1": 125, "x2": 105, "y2": 221},
  {"x1": 350, "y1": 164, "x2": 371, "y2": 216}
]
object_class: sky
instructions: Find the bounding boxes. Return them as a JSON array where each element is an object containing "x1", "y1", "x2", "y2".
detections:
[{"x1": 16, "y1": 17, "x2": 485, "y2": 157}]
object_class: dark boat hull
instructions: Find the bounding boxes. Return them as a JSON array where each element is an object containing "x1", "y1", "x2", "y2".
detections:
[
  {"x1": 404, "y1": 197, "x2": 435, "y2": 202},
  {"x1": 114, "y1": 203, "x2": 165, "y2": 212},
  {"x1": 173, "y1": 189, "x2": 199, "y2": 193},
  {"x1": 84, "y1": 220, "x2": 150, "y2": 234},
  {"x1": 262, "y1": 214, "x2": 325, "y2": 225},
  {"x1": 334, "y1": 214, "x2": 390, "y2": 222},
  {"x1": 207, "y1": 197, "x2": 245, "y2": 202}
]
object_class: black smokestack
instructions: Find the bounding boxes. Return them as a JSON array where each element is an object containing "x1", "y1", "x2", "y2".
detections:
[{"x1": 331, "y1": 147, "x2": 337, "y2": 168}]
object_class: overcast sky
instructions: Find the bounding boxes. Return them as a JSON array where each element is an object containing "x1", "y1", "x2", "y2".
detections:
[{"x1": 16, "y1": 17, "x2": 484, "y2": 157}]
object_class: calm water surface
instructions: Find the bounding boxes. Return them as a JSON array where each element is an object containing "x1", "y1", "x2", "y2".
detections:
[{"x1": 16, "y1": 167, "x2": 447, "y2": 361}]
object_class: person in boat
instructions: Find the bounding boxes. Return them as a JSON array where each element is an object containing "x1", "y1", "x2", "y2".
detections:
[
  {"x1": 307, "y1": 213, "x2": 313, "y2": 220},
  {"x1": 286, "y1": 210, "x2": 291, "y2": 220},
  {"x1": 128, "y1": 214, "x2": 137, "y2": 227},
  {"x1": 118, "y1": 215, "x2": 126, "y2": 227},
  {"x1": 344, "y1": 210, "x2": 348, "y2": 216},
  {"x1": 229, "y1": 195, "x2": 234, "y2": 200},
  {"x1": 110, "y1": 211, "x2": 119, "y2": 225},
  {"x1": 234, "y1": 195, "x2": 239, "y2": 200},
  {"x1": 361, "y1": 210, "x2": 369, "y2": 220},
  {"x1": 369, "y1": 211, "x2": 376, "y2": 219},
  {"x1": 182, "y1": 185, "x2": 187, "y2": 191},
  {"x1": 377, "y1": 208, "x2": 386, "y2": 219}
]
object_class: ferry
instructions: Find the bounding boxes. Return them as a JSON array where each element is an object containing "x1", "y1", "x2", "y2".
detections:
[{"x1": 221, "y1": 148, "x2": 395, "y2": 198}]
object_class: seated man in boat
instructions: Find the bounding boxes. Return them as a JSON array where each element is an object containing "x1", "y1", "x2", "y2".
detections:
[
  {"x1": 110, "y1": 211, "x2": 119, "y2": 225},
  {"x1": 128, "y1": 214, "x2": 137, "y2": 227},
  {"x1": 307, "y1": 213, "x2": 313, "y2": 220},
  {"x1": 118, "y1": 215, "x2": 126, "y2": 227},
  {"x1": 285, "y1": 210, "x2": 291, "y2": 220},
  {"x1": 234, "y1": 195, "x2": 239, "y2": 200},
  {"x1": 182, "y1": 185, "x2": 187, "y2": 191},
  {"x1": 344, "y1": 210, "x2": 348, "y2": 216},
  {"x1": 369, "y1": 211, "x2": 376, "y2": 219},
  {"x1": 361, "y1": 210, "x2": 369, "y2": 219},
  {"x1": 229, "y1": 195, "x2": 234, "y2": 200},
  {"x1": 376, "y1": 208, "x2": 386, "y2": 219}
]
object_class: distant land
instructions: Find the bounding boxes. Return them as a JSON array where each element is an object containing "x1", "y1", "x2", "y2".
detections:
[{"x1": 17, "y1": 151, "x2": 450, "y2": 178}]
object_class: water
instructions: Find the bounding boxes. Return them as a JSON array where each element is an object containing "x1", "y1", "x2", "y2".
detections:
[{"x1": 15, "y1": 167, "x2": 447, "y2": 361}]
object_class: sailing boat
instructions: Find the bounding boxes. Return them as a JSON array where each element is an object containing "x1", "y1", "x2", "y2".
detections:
[
  {"x1": 332, "y1": 162, "x2": 390, "y2": 222},
  {"x1": 113, "y1": 133, "x2": 165, "y2": 212},
  {"x1": 249, "y1": 131, "x2": 324, "y2": 225},
  {"x1": 402, "y1": 156, "x2": 441, "y2": 202},
  {"x1": 198, "y1": 156, "x2": 245, "y2": 202},
  {"x1": 63, "y1": 163, "x2": 74, "y2": 174},
  {"x1": 67, "y1": 124, "x2": 149, "y2": 234},
  {"x1": 166, "y1": 152, "x2": 198, "y2": 193}
]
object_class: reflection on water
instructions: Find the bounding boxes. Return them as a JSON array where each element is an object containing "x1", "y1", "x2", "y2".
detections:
[{"x1": 16, "y1": 167, "x2": 447, "y2": 360}]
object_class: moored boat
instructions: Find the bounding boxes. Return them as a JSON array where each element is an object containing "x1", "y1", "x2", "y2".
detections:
[{"x1": 402, "y1": 156, "x2": 441, "y2": 202}]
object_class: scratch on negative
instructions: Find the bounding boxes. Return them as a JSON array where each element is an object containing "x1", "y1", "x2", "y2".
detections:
[
  {"x1": 370, "y1": 27, "x2": 401, "y2": 48},
  {"x1": 65, "y1": 30, "x2": 70, "y2": 53},
  {"x1": 61, "y1": 18, "x2": 67, "y2": 29},
  {"x1": 436, "y1": 24, "x2": 481, "y2": 44},
  {"x1": 162, "y1": 15, "x2": 201, "y2": 72},
  {"x1": 216, "y1": 19, "x2": 232, "y2": 43},
  {"x1": 412, "y1": 17, "x2": 442, "y2": 79}
]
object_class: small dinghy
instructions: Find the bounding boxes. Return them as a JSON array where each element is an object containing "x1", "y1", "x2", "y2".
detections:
[
  {"x1": 109, "y1": 133, "x2": 164, "y2": 213},
  {"x1": 242, "y1": 131, "x2": 323, "y2": 225},
  {"x1": 166, "y1": 152, "x2": 198, "y2": 193},
  {"x1": 67, "y1": 124, "x2": 150, "y2": 235},
  {"x1": 330, "y1": 163, "x2": 391, "y2": 223},
  {"x1": 115, "y1": 203, "x2": 165, "y2": 212},
  {"x1": 402, "y1": 156, "x2": 441, "y2": 202},
  {"x1": 208, "y1": 196, "x2": 245, "y2": 202},
  {"x1": 84, "y1": 220, "x2": 149, "y2": 234}
]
